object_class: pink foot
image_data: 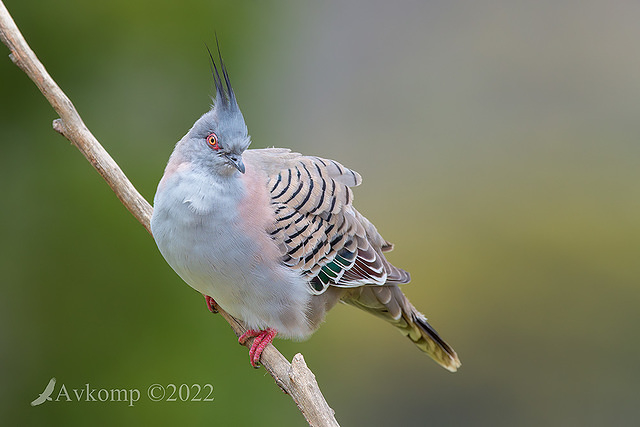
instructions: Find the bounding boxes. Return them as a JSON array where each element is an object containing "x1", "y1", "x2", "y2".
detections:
[
  {"x1": 238, "y1": 328, "x2": 277, "y2": 368},
  {"x1": 204, "y1": 295, "x2": 218, "y2": 313}
]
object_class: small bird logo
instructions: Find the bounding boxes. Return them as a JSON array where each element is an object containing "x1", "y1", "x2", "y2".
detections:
[{"x1": 30, "y1": 377, "x2": 56, "y2": 406}]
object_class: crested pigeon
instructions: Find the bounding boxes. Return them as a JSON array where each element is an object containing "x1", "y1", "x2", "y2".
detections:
[{"x1": 150, "y1": 46, "x2": 461, "y2": 372}]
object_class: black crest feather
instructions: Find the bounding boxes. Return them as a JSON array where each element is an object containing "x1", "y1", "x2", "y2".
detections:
[{"x1": 206, "y1": 35, "x2": 236, "y2": 107}]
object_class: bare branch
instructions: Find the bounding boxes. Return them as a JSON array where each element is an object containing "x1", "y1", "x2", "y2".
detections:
[{"x1": 0, "y1": 2, "x2": 338, "y2": 426}]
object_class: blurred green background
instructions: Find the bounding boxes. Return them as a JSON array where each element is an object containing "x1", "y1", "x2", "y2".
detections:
[{"x1": 1, "y1": 0, "x2": 639, "y2": 425}]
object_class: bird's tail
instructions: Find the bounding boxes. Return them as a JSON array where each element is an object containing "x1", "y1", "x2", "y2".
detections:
[{"x1": 342, "y1": 285, "x2": 461, "y2": 372}]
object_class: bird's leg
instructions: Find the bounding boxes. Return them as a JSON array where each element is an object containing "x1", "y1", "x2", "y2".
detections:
[
  {"x1": 204, "y1": 294, "x2": 218, "y2": 314},
  {"x1": 238, "y1": 328, "x2": 277, "y2": 368},
  {"x1": 202, "y1": 295, "x2": 275, "y2": 366}
]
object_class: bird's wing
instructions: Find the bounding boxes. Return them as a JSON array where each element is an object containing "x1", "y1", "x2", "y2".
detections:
[
  {"x1": 43, "y1": 378, "x2": 56, "y2": 394},
  {"x1": 30, "y1": 395, "x2": 46, "y2": 406},
  {"x1": 246, "y1": 148, "x2": 410, "y2": 295}
]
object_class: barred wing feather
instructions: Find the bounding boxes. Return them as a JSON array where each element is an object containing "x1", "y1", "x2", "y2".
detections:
[{"x1": 247, "y1": 148, "x2": 410, "y2": 295}]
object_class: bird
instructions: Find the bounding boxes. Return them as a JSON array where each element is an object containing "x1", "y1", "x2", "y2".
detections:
[
  {"x1": 150, "y1": 44, "x2": 461, "y2": 372},
  {"x1": 31, "y1": 377, "x2": 56, "y2": 406}
]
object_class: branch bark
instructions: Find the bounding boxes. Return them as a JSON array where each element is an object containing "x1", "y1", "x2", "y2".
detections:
[{"x1": 0, "y1": 2, "x2": 338, "y2": 426}]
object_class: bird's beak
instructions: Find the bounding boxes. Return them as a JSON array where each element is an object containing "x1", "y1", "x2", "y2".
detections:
[{"x1": 224, "y1": 153, "x2": 245, "y2": 174}]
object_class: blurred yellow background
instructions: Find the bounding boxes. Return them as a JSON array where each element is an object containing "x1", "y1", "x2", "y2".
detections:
[{"x1": 1, "y1": 0, "x2": 639, "y2": 425}]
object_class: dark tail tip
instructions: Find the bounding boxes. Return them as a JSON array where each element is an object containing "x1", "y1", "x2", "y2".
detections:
[{"x1": 413, "y1": 314, "x2": 462, "y2": 372}]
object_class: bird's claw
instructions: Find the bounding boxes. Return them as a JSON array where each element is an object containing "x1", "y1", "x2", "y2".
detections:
[
  {"x1": 238, "y1": 328, "x2": 277, "y2": 368},
  {"x1": 204, "y1": 295, "x2": 218, "y2": 313}
]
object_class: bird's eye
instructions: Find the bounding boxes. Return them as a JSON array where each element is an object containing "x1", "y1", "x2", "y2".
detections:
[{"x1": 206, "y1": 132, "x2": 220, "y2": 150}]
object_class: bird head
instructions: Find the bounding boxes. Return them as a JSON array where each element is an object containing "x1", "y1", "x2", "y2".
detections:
[{"x1": 182, "y1": 43, "x2": 250, "y2": 176}]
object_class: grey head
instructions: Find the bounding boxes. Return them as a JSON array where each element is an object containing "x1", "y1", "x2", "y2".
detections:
[{"x1": 180, "y1": 43, "x2": 250, "y2": 176}]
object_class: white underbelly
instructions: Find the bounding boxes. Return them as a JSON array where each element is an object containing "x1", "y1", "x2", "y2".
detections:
[{"x1": 152, "y1": 199, "x2": 313, "y2": 338}]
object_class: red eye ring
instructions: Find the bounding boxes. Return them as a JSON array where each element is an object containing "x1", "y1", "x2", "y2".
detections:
[{"x1": 206, "y1": 132, "x2": 220, "y2": 150}]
